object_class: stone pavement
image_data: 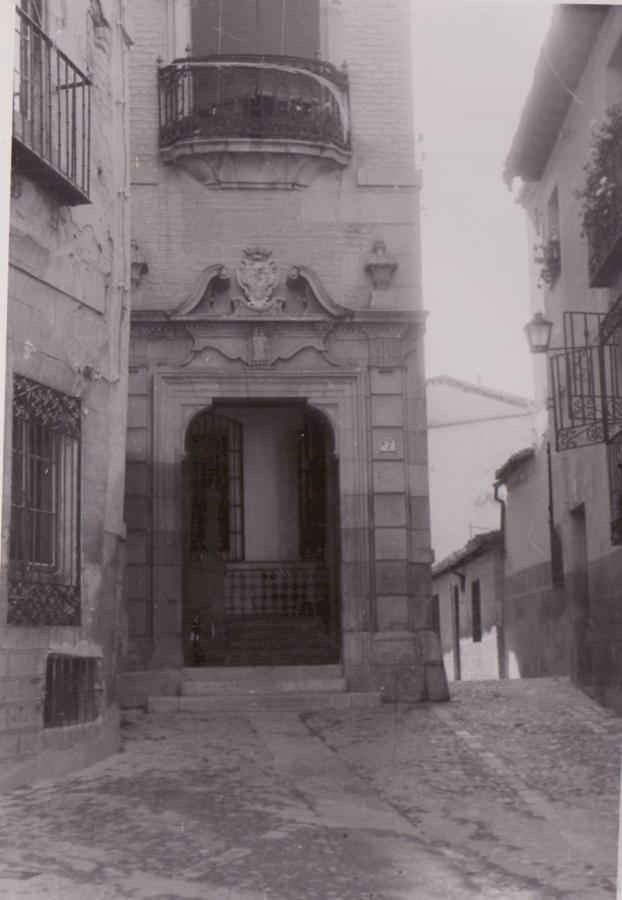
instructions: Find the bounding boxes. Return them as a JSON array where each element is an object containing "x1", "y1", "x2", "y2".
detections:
[{"x1": 0, "y1": 676, "x2": 619, "y2": 899}]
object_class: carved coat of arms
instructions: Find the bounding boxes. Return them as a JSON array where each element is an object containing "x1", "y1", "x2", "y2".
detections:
[{"x1": 236, "y1": 248, "x2": 282, "y2": 312}]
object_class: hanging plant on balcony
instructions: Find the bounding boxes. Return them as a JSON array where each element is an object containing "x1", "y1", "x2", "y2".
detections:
[
  {"x1": 533, "y1": 234, "x2": 561, "y2": 287},
  {"x1": 575, "y1": 103, "x2": 622, "y2": 239}
]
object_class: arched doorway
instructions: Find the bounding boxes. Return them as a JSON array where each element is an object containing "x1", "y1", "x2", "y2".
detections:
[{"x1": 182, "y1": 401, "x2": 341, "y2": 666}]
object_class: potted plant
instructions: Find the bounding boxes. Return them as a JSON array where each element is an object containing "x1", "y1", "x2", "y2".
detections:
[
  {"x1": 575, "y1": 103, "x2": 622, "y2": 241},
  {"x1": 533, "y1": 234, "x2": 561, "y2": 288}
]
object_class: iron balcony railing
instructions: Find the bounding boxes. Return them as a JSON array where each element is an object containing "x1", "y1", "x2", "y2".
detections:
[
  {"x1": 587, "y1": 122, "x2": 622, "y2": 287},
  {"x1": 13, "y1": 6, "x2": 91, "y2": 205},
  {"x1": 159, "y1": 54, "x2": 350, "y2": 152}
]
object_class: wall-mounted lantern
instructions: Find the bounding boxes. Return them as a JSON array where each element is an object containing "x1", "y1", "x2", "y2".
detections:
[{"x1": 524, "y1": 311, "x2": 554, "y2": 354}]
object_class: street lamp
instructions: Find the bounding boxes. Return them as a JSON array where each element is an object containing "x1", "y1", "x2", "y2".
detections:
[{"x1": 524, "y1": 311, "x2": 554, "y2": 354}]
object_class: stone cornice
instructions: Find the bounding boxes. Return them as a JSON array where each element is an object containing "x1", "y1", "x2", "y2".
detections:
[{"x1": 130, "y1": 310, "x2": 426, "y2": 338}]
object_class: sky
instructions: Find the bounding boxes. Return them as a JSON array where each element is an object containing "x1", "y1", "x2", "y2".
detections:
[{"x1": 412, "y1": 0, "x2": 554, "y2": 399}]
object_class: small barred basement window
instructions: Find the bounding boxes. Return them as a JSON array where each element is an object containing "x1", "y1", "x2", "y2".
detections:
[
  {"x1": 43, "y1": 654, "x2": 101, "y2": 728},
  {"x1": 9, "y1": 375, "x2": 81, "y2": 626}
]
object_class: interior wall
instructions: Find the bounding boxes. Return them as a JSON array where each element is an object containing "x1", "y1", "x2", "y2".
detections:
[{"x1": 217, "y1": 405, "x2": 304, "y2": 560}]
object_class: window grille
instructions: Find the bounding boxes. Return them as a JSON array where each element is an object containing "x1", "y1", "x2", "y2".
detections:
[
  {"x1": 471, "y1": 580, "x2": 482, "y2": 643},
  {"x1": 549, "y1": 310, "x2": 622, "y2": 451},
  {"x1": 43, "y1": 654, "x2": 101, "y2": 728},
  {"x1": 298, "y1": 419, "x2": 328, "y2": 560},
  {"x1": 186, "y1": 412, "x2": 244, "y2": 561},
  {"x1": 13, "y1": 4, "x2": 91, "y2": 205},
  {"x1": 8, "y1": 375, "x2": 81, "y2": 626}
]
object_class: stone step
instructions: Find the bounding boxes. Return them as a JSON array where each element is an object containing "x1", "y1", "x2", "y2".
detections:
[
  {"x1": 183, "y1": 664, "x2": 342, "y2": 682},
  {"x1": 192, "y1": 651, "x2": 337, "y2": 667},
  {"x1": 147, "y1": 691, "x2": 381, "y2": 714},
  {"x1": 182, "y1": 677, "x2": 346, "y2": 696}
]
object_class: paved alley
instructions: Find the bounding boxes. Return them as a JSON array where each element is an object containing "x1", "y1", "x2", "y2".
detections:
[{"x1": 0, "y1": 677, "x2": 619, "y2": 899}]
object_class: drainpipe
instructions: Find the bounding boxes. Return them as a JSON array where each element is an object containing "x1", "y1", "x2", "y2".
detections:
[
  {"x1": 493, "y1": 479, "x2": 507, "y2": 678},
  {"x1": 493, "y1": 481, "x2": 506, "y2": 557}
]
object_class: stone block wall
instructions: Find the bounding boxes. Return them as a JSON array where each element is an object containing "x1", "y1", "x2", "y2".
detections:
[
  {"x1": 120, "y1": 0, "x2": 446, "y2": 704},
  {"x1": 0, "y1": 0, "x2": 131, "y2": 790}
]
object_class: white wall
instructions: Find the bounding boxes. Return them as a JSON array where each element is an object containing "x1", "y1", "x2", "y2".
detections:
[
  {"x1": 427, "y1": 379, "x2": 534, "y2": 559},
  {"x1": 218, "y1": 406, "x2": 304, "y2": 561},
  {"x1": 435, "y1": 548, "x2": 502, "y2": 682}
]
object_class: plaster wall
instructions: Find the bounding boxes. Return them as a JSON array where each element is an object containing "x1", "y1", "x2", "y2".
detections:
[
  {"x1": 427, "y1": 380, "x2": 533, "y2": 427},
  {"x1": 501, "y1": 455, "x2": 569, "y2": 679},
  {"x1": 216, "y1": 406, "x2": 303, "y2": 561},
  {"x1": 1, "y1": 1, "x2": 131, "y2": 789},
  {"x1": 507, "y1": 7, "x2": 622, "y2": 700},
  {"x1": 427, "y1": 380, "x2": 534, "y2": 559},
  {"x1": 435, "y1": 549, "x2": 502, "y2": 683}
]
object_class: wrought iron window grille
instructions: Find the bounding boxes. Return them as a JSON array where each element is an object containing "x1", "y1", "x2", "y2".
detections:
[
  {"x1": 8, "y1": 375, "x2": 81, "y2": 626},
  {"x1": 548, "y1": 308, "x2": 622, "y2": 453},
  {"x1": 13, "y1": 5, "x2": 91, "y2": 205},
  {"x1": 43, "y1": 654, "x2": 102, "y2": 728},
  {"x1": 185, "y1": 411, "x2": 244, "y2": 562},
  {"x1": 545, "y1": 302, "x2": 622, "y2": 544}
]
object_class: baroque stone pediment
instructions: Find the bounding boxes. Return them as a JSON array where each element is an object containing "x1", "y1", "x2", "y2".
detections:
[
  {"x1": 181, "y1": 325, "x2": 343, "y2": 370},
  {"x1": 171, "y1": 250, "x2": 351, "y2": 321}
]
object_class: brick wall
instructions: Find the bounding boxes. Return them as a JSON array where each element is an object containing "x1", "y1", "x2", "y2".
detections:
[{"x1": 128, "y1": 0, "x2": 419, "y2": 314}]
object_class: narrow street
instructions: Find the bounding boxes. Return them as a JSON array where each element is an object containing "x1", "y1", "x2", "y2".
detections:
[{"x1": 0, "y1": 678, "x2": 618, "y2": 899}]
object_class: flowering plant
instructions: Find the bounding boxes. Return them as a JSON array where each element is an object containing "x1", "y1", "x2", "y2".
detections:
[
  {"x1": 533, "y1": 234, "x2": 560, "y2": 287},
  {"x1": 575, "y1": 104, "x2": 622, "y2": 238}
]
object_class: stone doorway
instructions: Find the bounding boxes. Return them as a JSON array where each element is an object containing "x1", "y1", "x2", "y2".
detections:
[{"x1": 182, "y1": 401, "x2": 341, "y2": 666}]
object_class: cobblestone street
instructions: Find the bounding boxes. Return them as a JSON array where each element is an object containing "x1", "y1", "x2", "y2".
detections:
[{"x1": 0, "y1": 677, "x2": 618, "y2": 899}]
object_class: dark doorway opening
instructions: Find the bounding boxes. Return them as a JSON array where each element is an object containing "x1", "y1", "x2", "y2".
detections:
[{"x1": 182, "y1": 400, "x2": 341, "y2": 666}]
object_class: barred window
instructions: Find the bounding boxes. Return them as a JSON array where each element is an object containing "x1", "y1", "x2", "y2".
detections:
[
  {"x1": 185, "y1": 411, "x2": 244, "y2": 561},
  {"x1": 43, "y1": 654, "x2": 101, "y2": 728},
  {"x1": 8, "y1": 375, "x2": 81, "y2": 626}
]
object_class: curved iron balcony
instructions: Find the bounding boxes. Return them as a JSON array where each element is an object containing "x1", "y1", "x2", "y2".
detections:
[{"x1": 158, "y1": 55, "x2": 351, "y2": 189}]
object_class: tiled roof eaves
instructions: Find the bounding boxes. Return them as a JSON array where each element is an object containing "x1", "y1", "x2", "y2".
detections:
[
  {"x1": 503, "y1": 5, "x2": 608, "y2": 185},
  {"x1": 432, "y1": 531, "x2": 502, "y2": 577},
  {"x1": 426, "y1": 375, "x2": 534, "y2": 409},
  {"x1": 494, "y1": 446, "x2": 535, "y2": 484}
]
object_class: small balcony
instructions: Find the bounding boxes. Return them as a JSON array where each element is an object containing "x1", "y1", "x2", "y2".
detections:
[
  {"x1": 12, "y1": 7, "x2": 91, "y2": 206},
  {"x1": 586, "y1": 129, "x2": 622, "y2": 288},
  {"x1": 158, "y1": 54, "x2": 351, "y2": 189}
]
